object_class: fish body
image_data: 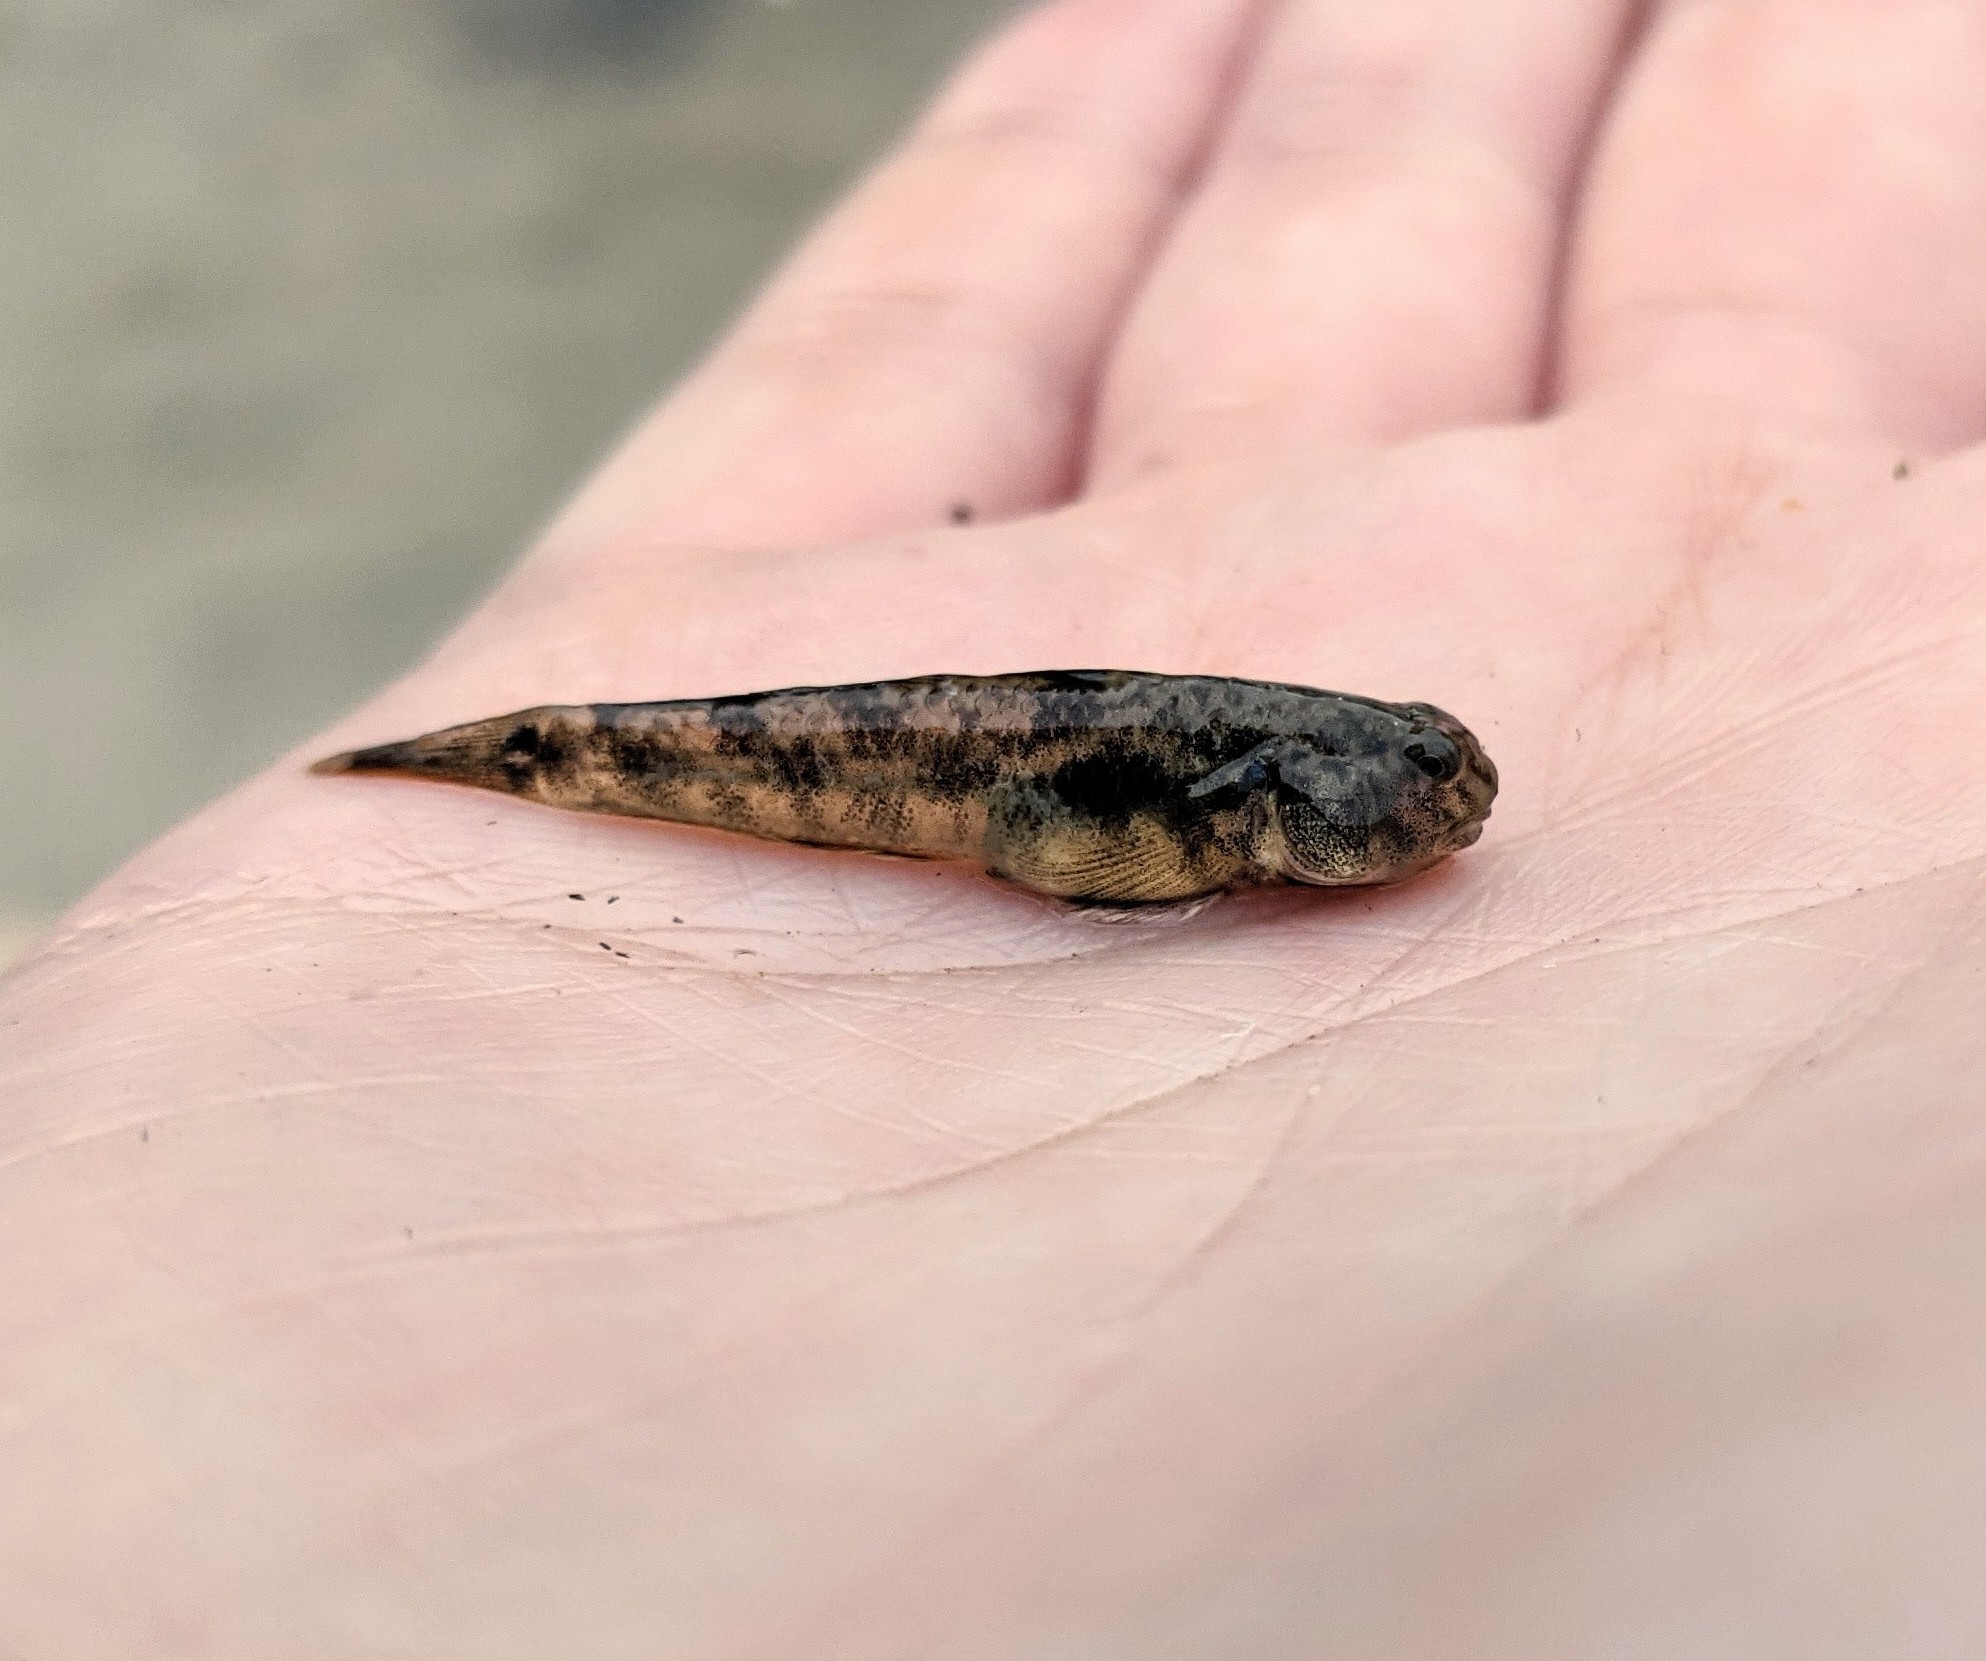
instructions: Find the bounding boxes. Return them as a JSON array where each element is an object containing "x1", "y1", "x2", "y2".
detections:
[{"x1": 314, "y1": 671, "x2": 1497, "y2": 903}]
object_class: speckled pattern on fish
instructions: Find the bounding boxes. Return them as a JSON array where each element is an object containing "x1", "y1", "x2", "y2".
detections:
[{"x1": 313, "y1": 671, "x2": 1498, "y2": 903}]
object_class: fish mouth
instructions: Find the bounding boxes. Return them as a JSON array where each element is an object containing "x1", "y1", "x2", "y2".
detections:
[{"x1": 1442, "y1": 719, "x2": 1499, "y2": 836}]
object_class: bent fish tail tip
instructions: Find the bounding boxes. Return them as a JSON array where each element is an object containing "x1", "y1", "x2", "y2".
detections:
[
  {"x1": 308, "y1": 733, "x2": 487, "y2": 781},
  {"x1": 309, "y1": 740, "x2": 428, "y2": 777},
  {"x1": 305, "y1": 716, "x2": 550, "y2": 793}
]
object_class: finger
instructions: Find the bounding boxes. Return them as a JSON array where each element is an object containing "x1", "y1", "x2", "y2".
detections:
[
  {"x1": 546, "y1": 0, "x2": 1269, "y2": 557},
  {"x1": 1089, "y1": 0, "x2": 1642, "y2": 480},
  {"x1": 1559, "y1": 0, "x2": 1986, "y2": 448}
]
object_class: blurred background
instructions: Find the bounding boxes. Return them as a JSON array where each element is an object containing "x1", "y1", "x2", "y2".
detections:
[{"x1": 1, "y1": 0, "x2": 1007, "y2": 965}]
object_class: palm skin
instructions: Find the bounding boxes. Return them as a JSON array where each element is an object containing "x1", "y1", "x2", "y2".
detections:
[{"x1": 10, "y1": 0, "x2": 1986, "y2": 1654}]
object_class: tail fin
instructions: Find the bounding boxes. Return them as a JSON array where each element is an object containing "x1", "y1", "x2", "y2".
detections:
[{"x1": 310, "y1": 712, "x2": 548, "y2": 795}]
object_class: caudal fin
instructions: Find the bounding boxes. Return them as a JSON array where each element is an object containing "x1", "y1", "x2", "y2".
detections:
[{"x1": 309, "y1": 713, "x2": 545, "y2": 793}]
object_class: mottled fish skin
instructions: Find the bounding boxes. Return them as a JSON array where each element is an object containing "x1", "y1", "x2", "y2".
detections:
[{"x1": 312, "y1": 671, "x2": 1498, "y2": 903}]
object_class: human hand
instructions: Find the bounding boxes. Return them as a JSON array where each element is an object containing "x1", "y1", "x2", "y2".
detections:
[{"x1": 9, "y1": 0, "x2": 1986, "y2": 1653}]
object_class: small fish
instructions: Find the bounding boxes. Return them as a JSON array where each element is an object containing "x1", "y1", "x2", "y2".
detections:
[{"x1": 313, "y1": 671, "x2": 1497, "y2": 904}]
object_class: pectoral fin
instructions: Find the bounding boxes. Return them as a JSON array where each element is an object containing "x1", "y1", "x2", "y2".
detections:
[
  {"x1": 982, "y1": 780, "x2": 1224, "y2": 903},
  {"x1": 1186, "y1": 741, "x2": 1283, "y2": 801}
]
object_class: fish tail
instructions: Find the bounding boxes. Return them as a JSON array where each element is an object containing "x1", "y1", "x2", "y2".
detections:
[{"x1": 310, "y1": 708, "x2": 569, "y2": 794}]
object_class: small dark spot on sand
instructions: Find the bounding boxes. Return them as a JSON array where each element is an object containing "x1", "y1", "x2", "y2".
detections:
[
  {"x1": 949, "y1": 502, "x2": 975, "y2": 525},
  {"x1": 606, "y1": 895, "x2": 619, "y2": 904},
  {"x1": 140, "y1": 1126, "x2": 149, "y2": 1144},
  {"x1": 614, "y1": 950, "x2": 630, "y2": 959},
  {"x1": 569, "y1": 893, "x2": 584, "y2": 901},
  {"x1": 672, "y1": 916, "x2": 684, "y2": 924},
  {"x1": 600, "y1": 941, "x2": 612, "y2": 951},
  {"x1": 1894, "y1": 459, "x2": 1913, "y2": 480}
]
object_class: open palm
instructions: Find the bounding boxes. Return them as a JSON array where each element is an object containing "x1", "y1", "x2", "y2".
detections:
[{"x1": 10, "y1": 0, "x2": 1986, "y2": 1653}]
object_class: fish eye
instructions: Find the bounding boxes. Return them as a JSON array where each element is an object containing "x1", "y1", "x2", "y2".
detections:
[{"x1": 1403, "y1": 730, "x2": 1460, "y2": 782}]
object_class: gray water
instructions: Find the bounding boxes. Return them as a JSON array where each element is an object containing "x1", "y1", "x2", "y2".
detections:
[{"x1": 1, "y1": 0, "x2": 1005, "y2": 956}]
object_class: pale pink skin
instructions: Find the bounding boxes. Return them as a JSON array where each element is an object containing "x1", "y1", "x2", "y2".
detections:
[{"x1": 10, "y1": 0, "x2": 1986, "y2": 1652}]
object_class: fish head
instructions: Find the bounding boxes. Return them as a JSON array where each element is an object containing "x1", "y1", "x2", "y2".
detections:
[{"x1": 1258, "y1": 700, "x2": 1498, "y2": 887}]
